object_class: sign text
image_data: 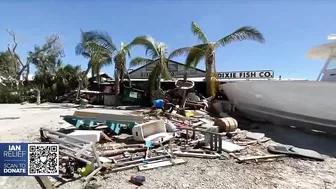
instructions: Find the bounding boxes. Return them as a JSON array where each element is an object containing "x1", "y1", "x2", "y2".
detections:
[{"x1": 217, "y1": 70, "x2": 274, "y2": 79}]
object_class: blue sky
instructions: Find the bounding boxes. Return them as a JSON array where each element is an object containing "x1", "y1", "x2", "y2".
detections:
[{"x1": 0, "y1": 0, "x2": 335, "y2": 80}]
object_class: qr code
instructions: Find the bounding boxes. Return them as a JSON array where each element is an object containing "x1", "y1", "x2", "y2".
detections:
[{"x1": 27, "y1": 143, "x2": 59, "y2": 176}]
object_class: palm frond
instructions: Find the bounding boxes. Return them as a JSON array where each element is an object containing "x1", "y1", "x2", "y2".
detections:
[
  {"x1": 129, "y1": 57, "x2": 153, "y2": 67},
  {"x1": 156, "y1": 42, "x2": 168, "y2": 59},
  {"x1": 185, "y1": 46, "x2": 207, "y2": 68},
  {"x1": 215, "y1": 26, "x2": 265, "y2": 48},
  {"x1": 129, "y1": 36, "x2": 159, "y2": 58},
  {"x1": 191, "y1": 21, "x2": 208, "y2": 43},
  {"x1": 76, "y1": 30, "x2": 115, "y2": 58},
  {"x1": 93, "y1": 50, "x2": 113, "y2": 67},
  {"x1": 168, "y1": 47, "x2": 192, "y2": 59},
  {"x1": 84, "y1": 30, "x2": 117, "y2": 52},
  {"x1": 147, "y1": 65, "x2": 161, "y2": 92},
  {"x1": 160, "y1": 62, "x2": 171, "y2": 80},
  {"x1": 120, "y1": 42, "x2": 131, "y2": 58}
]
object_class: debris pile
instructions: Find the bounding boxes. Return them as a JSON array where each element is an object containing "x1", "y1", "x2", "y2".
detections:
[
  {"x1": 35, "y1": 80, "x2": 325, "y2": 188},
  {"x1": 37, "y1": 96, "x2": 325, "y2": 188}
]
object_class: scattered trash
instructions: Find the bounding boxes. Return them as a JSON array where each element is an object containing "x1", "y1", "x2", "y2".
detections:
[
  {"x1": 130, "y1": 175, "x2": 146, "y2": 186},
  {"x1": 165, "y1": 120, "x2": 177, "y2": 132},
  {"x1": 36, "y1": 96, "x2": 327, "y2": 187},
  {"x1": 246, "y1": 132, "x2": 265, "y2": 140}
]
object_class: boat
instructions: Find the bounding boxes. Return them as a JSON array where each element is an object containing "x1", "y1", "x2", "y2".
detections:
[{"x1": 221, "y1": 36, "x2": 336, "y2": 133}]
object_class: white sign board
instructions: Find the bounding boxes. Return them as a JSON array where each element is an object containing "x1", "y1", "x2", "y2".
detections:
[
  {"x1": 217, "y1": 70, "x2": 274, "y2": 79},
  {"x1": 129, "y1": 92, "x2": 138, "y2": 98}
]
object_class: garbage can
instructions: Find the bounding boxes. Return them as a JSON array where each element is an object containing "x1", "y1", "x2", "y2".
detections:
[{"x1": 121, "y1": 86, "x2": 149, "y2": 105}]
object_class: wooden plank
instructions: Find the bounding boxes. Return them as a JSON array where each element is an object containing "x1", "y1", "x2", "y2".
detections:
[
  {"x1": 73, "y1": 110, "x2": 144, "y2": 122},
  {"x1": 35, "y1": 176, "x2": 56, "y2": 189},
  {"x1": 138, "y1": 158, "x2": 186, "y2": 171},
  {"x1": 237, "y1": 154, "x2": 286, "y2": 162},
  {"x1": 173, "y1": 151, "x2": 219, "y2": 159}
]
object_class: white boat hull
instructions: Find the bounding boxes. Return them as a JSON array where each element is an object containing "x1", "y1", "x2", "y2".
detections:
[{"x1": 221, "y1": 81, "x2": 336, "y2": 133}]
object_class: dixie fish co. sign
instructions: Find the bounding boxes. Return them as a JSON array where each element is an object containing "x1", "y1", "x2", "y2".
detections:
[{"x1": 217, "y1": 70, "x2": 274, "y2": 79}]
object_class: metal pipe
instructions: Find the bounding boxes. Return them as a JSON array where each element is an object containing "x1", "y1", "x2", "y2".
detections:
[{"x1": 218, "y1": 136, "x2": 222, "y2": 152}]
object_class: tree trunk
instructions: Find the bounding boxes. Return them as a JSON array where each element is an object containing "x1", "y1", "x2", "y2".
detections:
[
  {"x1": 97, "y1": 73, "x2": 100, "y2": 90},
  {"x1": 157, "y1": 76, "x2": 161, "y2": 90},
  {"x1": 114, "y1": 66, "x2": 121, "y2": 106},
  {"x1": 82, "y1": 62, "x2": 92, "y2": 89},
  {"x1": 24, "y1": 63, "x2": 30, "y2": 86},
  {"x1": 91, "y1": 66, "x2": 95, "y2": 85},
  {"x1": 205, "y1": 51, "x2": 215, "y2": 97},
  {"x1": 114, "y1": 68, "x2": 120, "y2": 95}
]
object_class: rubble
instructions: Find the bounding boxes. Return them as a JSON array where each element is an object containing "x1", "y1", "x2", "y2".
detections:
[{"x1": 33, "y1": 85, "x2": 327, "y2": 188}]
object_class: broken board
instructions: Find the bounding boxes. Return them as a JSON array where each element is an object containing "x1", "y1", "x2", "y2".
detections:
[
  {"x1": 138, "y1": 158, "x2": 186, "y2": 171},
  {"x1": 73, "y1": 109, "x2": 144, "y2": 123}
]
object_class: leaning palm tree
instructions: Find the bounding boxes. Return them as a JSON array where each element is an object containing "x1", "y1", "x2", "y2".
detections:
[
  {"x1": 91, "y1": 50, "x2": 113, "y2": 86},
  {"x1": 113, "y1": 42, "x2": 131, "y2": 98},
  {"x1": 75, "y1": 30, "x2": 114, "y2": 88},
  {"x1": 169, "y1": 21, "x2": 265, "y2": 96},
  {"x1": 128, "y1": 36, "x2": 171, "y2": 96},
  {"x1": 80, "y1": 31, "x2": 129, "y2": 98}
]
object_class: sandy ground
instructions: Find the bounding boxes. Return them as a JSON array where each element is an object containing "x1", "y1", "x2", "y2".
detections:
[{"x1": 0, "y1": 103, "x2": 335, "y2": 189}]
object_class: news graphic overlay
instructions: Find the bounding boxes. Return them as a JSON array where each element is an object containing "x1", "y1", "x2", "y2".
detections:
[{"x1": 0, "y1": 143, "x2": 59, "y2": 176}]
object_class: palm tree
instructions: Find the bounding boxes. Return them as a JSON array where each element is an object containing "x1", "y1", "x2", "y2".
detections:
[
  {"x1": 169, "y1": 21, "x2": 265, "y2": 96},
  {"x1": 53, "y1": 63, "x2": 83, "y2": 95},
  {"x1": 128, "y1": 36, "x2": 171, "y2": 95},
  {"x1": 75, "y1": 30, "x2": 114, "y2": 88},
  {"x1": 79, "y1": 31, "x2": 129, "y2": 101},
  {"x1": 113, "y1": 42, "x2": 131, "y2": 98}
]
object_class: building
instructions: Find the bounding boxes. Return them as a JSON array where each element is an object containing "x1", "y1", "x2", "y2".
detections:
[
  {"x1": 129, "y1": 59, "x2": 206, "y2": 79},
  {"x1": 126, "y1": 59, "x2": 276, "y2": 95}
]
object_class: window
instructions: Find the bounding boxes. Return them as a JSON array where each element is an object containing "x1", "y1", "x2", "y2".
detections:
[{"x1": 326, "y1": 57, "x2": 336, "y2": 70}]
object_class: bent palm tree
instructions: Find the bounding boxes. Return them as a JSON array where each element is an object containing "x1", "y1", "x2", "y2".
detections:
[
  {"x1": 170, "y1": 21, "x2": 265, "y2": 96},
  {"x1": 80, "y1": 31, "x2": 129, "y2": 98},
  {"x1": 128, "y1": 36, "x2": 171, "y2": 95},
  {"x1": 113, "y1": 42, "x2": 131, "y2": 98},
  {"x1": 75, "y1": 30, "x2": 114, "y2": 88}
]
